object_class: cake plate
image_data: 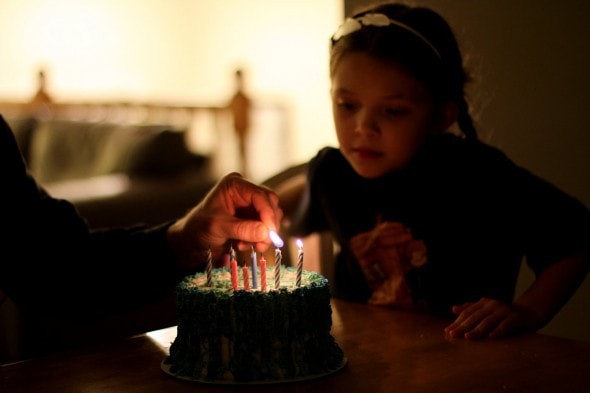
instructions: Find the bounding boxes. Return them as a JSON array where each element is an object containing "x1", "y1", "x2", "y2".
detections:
[{"x1": 161, "y1": 357, "x2": 348, "y2": 385}]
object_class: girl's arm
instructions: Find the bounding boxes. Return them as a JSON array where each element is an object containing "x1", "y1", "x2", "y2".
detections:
[
  {"x1": 445, "y1": 251, "x2": 589, "y2": 339},
  {"x1": 515, "y1": 251, "x2": 589, "y2": 327}
]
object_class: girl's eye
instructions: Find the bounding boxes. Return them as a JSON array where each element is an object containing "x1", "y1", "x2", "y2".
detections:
[
  {"x1": 336, "y1": 99, "x2": 356, "y2": 111},
  {"x1": 385, "y1": 107, "x2": 408, "y2": 117}
]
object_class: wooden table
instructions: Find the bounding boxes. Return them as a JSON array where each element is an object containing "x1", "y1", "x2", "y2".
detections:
[{"x1": 2, "y1": 299, "x2": 589, "y2": 393}]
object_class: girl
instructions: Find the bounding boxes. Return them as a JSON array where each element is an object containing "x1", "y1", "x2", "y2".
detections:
[{"x1": 290, "y1": 2, "x2": 590, "y2": 339}]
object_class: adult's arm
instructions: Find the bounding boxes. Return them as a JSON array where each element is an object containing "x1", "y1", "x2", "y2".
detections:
[{"x1": 0, "y1": 115, "x2": 181, "y2": 317}]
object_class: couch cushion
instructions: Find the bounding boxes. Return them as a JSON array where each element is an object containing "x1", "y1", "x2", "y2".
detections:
[
  {"x1": 5, "y1": 116, "x2": 38, "y2": 163},
  {"x1": 112, "y1": 125, "x2": 200, "y2": 177},
  {"x1": 28, "y1": 121, "x2": 199, "y2": 184},
  {"x1": 29, "y1": 120, "x2": 114, "y2": 183}
]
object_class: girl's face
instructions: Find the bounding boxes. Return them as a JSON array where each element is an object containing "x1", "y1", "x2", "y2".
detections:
[{"x1": 331, "y1": 52, "x2": 446, "y2": 179}]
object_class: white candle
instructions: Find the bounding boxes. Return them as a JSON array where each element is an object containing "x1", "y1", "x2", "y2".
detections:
[{"x1": 251, "y1": 245, "x2": 258, "y2": 289}]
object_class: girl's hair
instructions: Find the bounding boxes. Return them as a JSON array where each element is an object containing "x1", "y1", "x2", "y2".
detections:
[{"x1": 330, "y1": 2, "x2": 477, "y2": 140}]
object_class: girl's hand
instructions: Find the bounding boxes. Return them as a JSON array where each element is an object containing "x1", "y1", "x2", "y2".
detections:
[
  {"x1": 350, "y1": 222, "x2": 411, "y2": 262},
  {"x1": 350, "y1": 221, "x2": 427, "y2": 308},
  {"x1": 444, "y1": 298, "x2": 544, "y2": 340},
  {"x1": 350, "y1": 221, "x2": 413, "y2": 288},
  {"x1": 350, "y1": 221, "x2": 426, "y2": 286}
]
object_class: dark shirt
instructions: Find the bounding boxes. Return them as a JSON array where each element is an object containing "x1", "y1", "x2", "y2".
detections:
[
  {"x1": 0, "y1": 114, "x2": 181, "y2": 318},
  {"x1": 291, "y1": 134, "x2": 590, "y2": 315}
]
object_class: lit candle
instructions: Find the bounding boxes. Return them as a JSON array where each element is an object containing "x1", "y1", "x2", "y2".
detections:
[
  {"x1": 206, "y1": 247, "x2": 213, "y2": 287},
  {"x1": 260, "y1": 256, "x2": 267, "y2": 292},
  {"x1": 251, "y1": 245, "x2": 258, "y2": 289},
  {"x1": 296, "y1": 238, "x2": 303, "y2": 287},
  {"x1": 274, "y1": 248, "x2": 282, "y2": 289},
  {"x1": 270, "y1": 230, "x2": 284, "y2": 290},
  {"x1": 230, "y1": 252, "x2": 238, "y2": 291},
  {"x1": 242, "y1": 263, "x2": 250, "y2": 290}
]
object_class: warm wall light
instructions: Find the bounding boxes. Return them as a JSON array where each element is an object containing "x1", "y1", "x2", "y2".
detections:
[
  {"x1": 1, "y1": 0, "x2": 342, "y2": 174},
  {"x1": 22, "y1": 3, "x2": 115, "y2": 64}
]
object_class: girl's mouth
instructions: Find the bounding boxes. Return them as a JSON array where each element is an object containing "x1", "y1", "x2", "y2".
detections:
[{"x1": 352, "y1": 147, "x2": 383, "y2": 160}]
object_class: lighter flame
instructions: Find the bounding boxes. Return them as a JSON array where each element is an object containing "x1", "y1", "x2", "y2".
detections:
[{"x1": 269, "y1": 230, "x2": 284, "y2": 248}]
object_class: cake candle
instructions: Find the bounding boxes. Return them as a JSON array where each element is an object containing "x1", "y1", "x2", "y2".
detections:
[
  {"x1": 269, "y1": 230, "x2": 284, "y2": 290},
  {"x1": 230, "y1": 255, "x2": 239, "y2": 291},
  {"x1": 260, "y1": 256, "x2": 267, "y2": 292},
  {"x1": 274, "y1": 249, "x2": 282, "y2": 289},
  {"x1": 243, "y1": 263, "x2": 250, "y2": 290},
  {"x1": 206, "y1": 247, "x2": 213, "y2": 287},
  {"x1": 251, "y1": 245, "x2": 258, "y2": 289},
  {"x1": 230, "y1": 245, "x2": 236, "y2": 264},
  {"x1": 296, "y1": 239, "x2": 303, "y2": 287}
]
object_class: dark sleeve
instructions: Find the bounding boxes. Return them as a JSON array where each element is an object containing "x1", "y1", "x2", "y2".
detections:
[
  {"x1": 0, "y1": 115, "x2": 183, "y2": 317},
  {"x1": 289, "y1": 148, "x2": 333, "y2": 237},
  {"x1": 470, "y1": 140, "x2": 590, "y2": 275},
  {"x1": 513, "y1": 166, "x2": 590, "y2": 274}
]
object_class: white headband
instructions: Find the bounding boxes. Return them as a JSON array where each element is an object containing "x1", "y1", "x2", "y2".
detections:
[{"x1": 331, "y1": 13, "x2": 441, "y2": 59}]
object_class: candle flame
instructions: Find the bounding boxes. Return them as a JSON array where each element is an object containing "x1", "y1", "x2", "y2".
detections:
[
  {"x1": 296, "y1": 238, "x2": 303, "y2": 249},
  {"x1": 269, "y1": 230, "x2": 284, "y2": 248}
]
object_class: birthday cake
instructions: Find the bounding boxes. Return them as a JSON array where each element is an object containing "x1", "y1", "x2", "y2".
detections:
[{"x1": 162, "y1": 266, "x2": 345, "y2": 383}]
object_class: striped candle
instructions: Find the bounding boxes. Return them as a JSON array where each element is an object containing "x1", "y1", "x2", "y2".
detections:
[
  {"x1": 296, "y1": 239, "x2": 303, "y2": 287},
  {"x1": 274, "y1": 248, "x2": 282, "y2": 289},
  {"x1": 269, "y1": 230, "x2": 284, "y2": 290},
  {"x1": 206, "y1": 247, "x2": 213, "y2": 287}
]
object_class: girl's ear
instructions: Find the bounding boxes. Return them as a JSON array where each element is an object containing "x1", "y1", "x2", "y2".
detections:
[{"x1": 441, "y1": 102, "x2": 459, "y2": 130}]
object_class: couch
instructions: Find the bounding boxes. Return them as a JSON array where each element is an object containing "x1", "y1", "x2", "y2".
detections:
[{"x1": 6, "y1": 115, "x2": 217, "y2": 229}]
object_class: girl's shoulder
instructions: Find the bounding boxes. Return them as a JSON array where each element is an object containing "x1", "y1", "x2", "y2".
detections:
[
  {"x1": 307, "y1": 146, "x2": 358, "y2": 187},
  {"x1": 311, "y1": 146, "x2": 345, "y2": 164},
  {"x1": 430, "y1": 133, "x2": 516, "y2": 173},
  {"x1": 309, "y1": 146, "x2": 350, "y2": 174},
  {"x1": 437, "y1": 133, "x2": 508, "y2": 159}
]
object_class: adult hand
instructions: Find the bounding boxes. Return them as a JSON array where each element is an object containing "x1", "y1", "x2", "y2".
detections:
[
  {"x1": 167, "y1": 172, "x2": 283, "y2": 270},
  {"x1": 444, "y1": 297, "x2": 544, "y2": 340}
]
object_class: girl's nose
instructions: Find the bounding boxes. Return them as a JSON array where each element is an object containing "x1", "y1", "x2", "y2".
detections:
[{"x1": 355, "y1": 109, "x2": 379, "y2": 136}]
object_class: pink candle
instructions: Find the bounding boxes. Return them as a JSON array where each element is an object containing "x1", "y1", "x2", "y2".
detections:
[
  {"x1": 243, "y1": 265, "x2": 250, "y2": 290},
  {"x1": 260, "y1": 256, "x2": 267, "y2": 292},
  {"x1": 231, "y1": 258, "x2": 238, "y2": 291}
]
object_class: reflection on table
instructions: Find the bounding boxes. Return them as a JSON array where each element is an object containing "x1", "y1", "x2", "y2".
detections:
[{"x1": 2, "y1": 299, "x2": 590, "y2": 393}]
